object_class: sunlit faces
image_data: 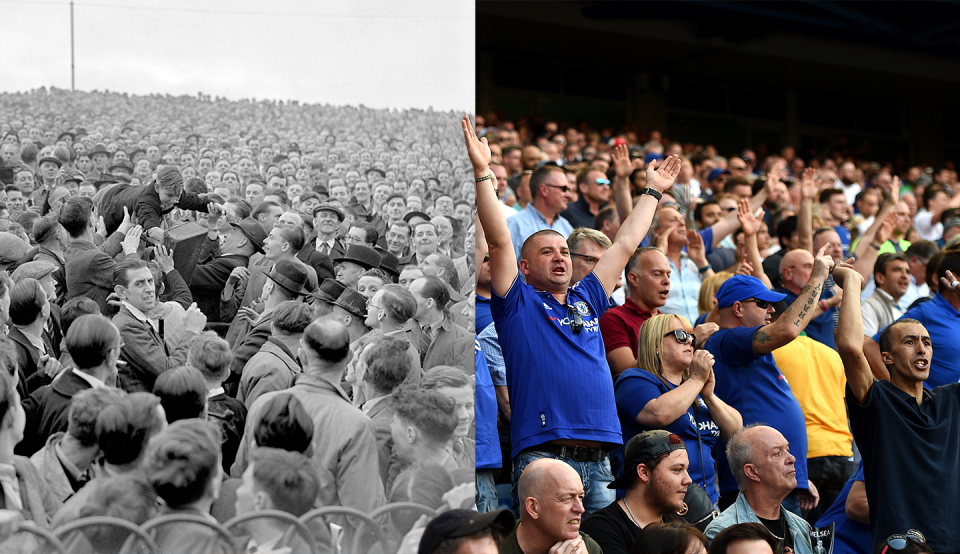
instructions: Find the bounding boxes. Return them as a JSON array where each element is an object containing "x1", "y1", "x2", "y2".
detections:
[
  {"x1": 434, "y1": 195, "x2": 454, "y2": 217},
  {"x1": 245, "y1": 184, "x2": 265, "y2": 206},
  {"x1": 15, "y1": 170, "x2": 35, "y2": 193},
  {"x1": 313, "y1": 209, "x2": 341, "y2": 237},
  {"x1": 398, "y1": 267, "x2": 422, "y2": 289},
  {"x1": 373, "y1": 185, "x2": 392, "y2": 210},
  {"x1": 335, "y1": 260, "x2": 365, "y2": 288},
  {"x1": 6, "y1": 190, "x2": 24, "y2": 211},
  {"x1": 385, "y1": 196, "x2": 406, "y2": 221},
  {"x1": 413, "y1": 223, "x2": 439, "y2": 257},
  {"x1": 116, "y1": 266, "x2": 156, "y2": 313},
  {"x1": 353, "y1": 181, "x2": 371, "y2": 205},
  {"x1": 356, "y1": 274, "x2": 385, "y2": 300}
]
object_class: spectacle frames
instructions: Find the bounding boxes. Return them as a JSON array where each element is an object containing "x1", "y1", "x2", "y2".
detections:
[
  {"x1": 544, "y1": 184, "x2": 574, "y2": 194},
  {"x1": 741, "y1": 299, "x2": 772, "y2": 309},
  {"x1": 664, "y1": 329, "x2": 696, "y2": 348},
  {"x1": 882, "y1": 530, "x2": 925, "y2": 554},
  {"x1": 570, "y1": 252, "x2": 600, "y2": 265},
  {"x1": 593, "y1": 178, "x2": 611, "y2": 187},
  {"x1": 566, "y1": 304, "x2": 584, "y2": 334},
  {"x1": 723, "y1": 207, "x2": 737, "y2": 213}
]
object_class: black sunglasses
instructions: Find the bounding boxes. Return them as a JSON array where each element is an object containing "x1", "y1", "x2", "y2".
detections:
[
  {"x1": 664, "y1": 329, "x2": 696, "y2": 348},
  {"x1": 545, "y1": 184, "x2": 574, "y2": 194},
  {"x1": 482, "y1": 254, "x2": 489, "y2": 263},
  {"x1": 741, "y1": 299, "x2": 771, "y2": 309},
  {"x1": 566, "y1": 304, "x2": 584, "y2": 334},
  {"x1": 882, "y1": 530, "x2": 925, "y2": 554}
]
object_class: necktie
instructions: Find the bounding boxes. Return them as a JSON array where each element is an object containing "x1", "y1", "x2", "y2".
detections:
[
  {"x1": 319, "y1": 242, "x2": 330, "y2": 256},
  {"x1": 418, "y1": 325, "x2": 433, "y2": 363},
  {"x1": 0, "y1": 464, "x2": 22, "y2": 511}
]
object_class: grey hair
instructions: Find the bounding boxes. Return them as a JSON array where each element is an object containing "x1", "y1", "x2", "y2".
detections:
[
  {"x1": 726, "y1": 423, "x2": 765, "y2": 490},
  {"x1": 625, "y1": 246, "x2": 663, "y2": 277},
  {"x1": 567, "y1": 227, "x2": 611, "y2": 254}
]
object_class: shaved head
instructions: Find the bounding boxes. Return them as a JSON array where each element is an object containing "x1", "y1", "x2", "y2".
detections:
[{"x1": 518, "y1": 459, "x2": 578, "y2": 508}]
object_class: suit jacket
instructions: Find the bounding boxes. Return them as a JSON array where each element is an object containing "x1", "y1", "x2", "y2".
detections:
[
  {"x1": 296, "y1": 247, "x2": 336, "y2": 284},
  {"x1": 305, "y1": 237, "x2": 346, "y2": 261},
  {"x1": 113, "y1": 305, "x2": 195, "y2": 393},
  {"x1": 229, "y1": 311, "x2": 274, "y2": 376},
  {"x1": 188, "y1": 237, "x2": 249, "y2": 323},
  {"x1": 35, "y1": 247, "x2": 67, "y2": 302},
  {"x1": 237, "y1": 338, "x2": 301, "y2": 409},
  {"x1": 364, "y1": 395, "x2": 396, "y2": 487},
  {"x1": 99, "y1": 182, "x2": 210, "y2": 235},
  {"x1": 17, "y1": 368, "x2": 92, "y2": 457},
  {"x1": 7, "y1": 326, "x2": 53, "y2": 396},
  {"x1": 407, "y1": 313, "x2": 472, "y2": 371},
  {"x1": 64, "y1": 235, "x2": 133, "y2": 314}
]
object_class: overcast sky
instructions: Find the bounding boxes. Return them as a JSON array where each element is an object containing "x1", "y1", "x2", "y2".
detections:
[{"x1": 1, "y1": 0, "x2": 474, "y2": 111}]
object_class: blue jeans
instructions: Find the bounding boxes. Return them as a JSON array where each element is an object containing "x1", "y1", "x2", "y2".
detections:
[
  {"x1": 476, "y1": 469, "x2": 499, "y2": 513},
  {"x1": 511, "y1": 450, "x2": 615, "y2": 519}
]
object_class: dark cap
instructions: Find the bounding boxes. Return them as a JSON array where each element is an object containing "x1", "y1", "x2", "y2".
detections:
[
  {"x1": 707, "y1": 168, "x2": 730, "y2": 182},
  {"x1": 376, "y1": 247, "x2": 400, "y2": 279},
  {"x1": 403, "y1": 211, "x2": 431, "y2": 223},
  {"x1": 418, "y1": 509, "x2": 514, "y2": 554},
  {"x1": 313, "y1": 203, "x2": 344, "y2": 222},
  {"x1": 263, "y1": 259, "x2": 308, "y2": 296},
  {"x1": 608, "y1": 430, "x2": 686, "y2": 490},
  {"x1": 109, "y1": 159, "x2": 134, "y2": 174},
  {"x1": 332, "y1": 288, "x2": 368, "y2": 319},
  {"x1": 94, "y1": 174, "x2": 119, "y2": 188},
  {"x1": 38, "y1": 156, "x2": 62, "y2": 168},
  {"x1": 90, "y1": 144, "x2": 109, "y2": 155},
  {"x1": 334, "y1": 244, "x2": 381, "y2": 270},
  {"x1": 230, "y1": 217, "x2": 268, "y2": 254},
  {"x1": 309, "y1": 278, "x2": 346, "y2": 304}
]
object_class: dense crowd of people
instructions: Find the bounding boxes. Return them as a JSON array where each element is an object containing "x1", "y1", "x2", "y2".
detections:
[
  {"x1": 468, "y1": 112, "x2": 960, "y2": 554},
  {"x1": 0, "y1": 87, "x2": 478, "y2": 553}
]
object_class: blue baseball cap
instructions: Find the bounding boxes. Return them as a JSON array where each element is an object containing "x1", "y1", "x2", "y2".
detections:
[
  {"x1": 707, "y1": 168, "x2": 730, "y2": 182},
  {"x1": 715, "y1": 275, "x2": 786, "y2": 309}
]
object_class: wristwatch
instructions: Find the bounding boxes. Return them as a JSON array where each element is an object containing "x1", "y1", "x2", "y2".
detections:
[{"x1": 642, "y1": 188, "x2": 663, "y2": 201}]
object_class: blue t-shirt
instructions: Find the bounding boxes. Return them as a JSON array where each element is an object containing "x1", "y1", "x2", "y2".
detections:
[
  {"x1": 815, "y1": 462, "x2": 871, "y2": 554},
  {"x1": 474, "y1": 338, "x2": 501, "y2": 470},
  {"x1": 614, "y1": 368, "x2": 721, "y2": 503},
  {"x1": 704, "y1": 326, "x2": 809, "y2": 495},
  {"x1": 871, "y1": 293, "x2": 960, "y2": 388},
  {"x1": 776, "y1": 287, "x2": 837, "y2": 350},
  {"x1": 491, "y1": 272, "x2": 622, "y2": 458},
  {"x1": 835, "y1": 225, "x2": 852, "y2": 257},
  {"x1": 476, "y1": 294, "x2": 493, "y2": 333}
]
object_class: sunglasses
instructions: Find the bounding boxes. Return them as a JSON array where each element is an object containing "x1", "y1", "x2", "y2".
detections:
[
  {"x1": 664, "y1": 329, "x2": 696, "y2": 348},
  {"x1": 882, "y1": 530, "x2": 925, "y2": 554},
  {"x1": 741, "y1": 299, "x2": 771, "y2": 309},
  {"x1": 566, "y1": 304, "x2": 584, "y2": 334},
  {"x1": 482, "y1": 254, "x2": 490, "y2": 263},
  {"x1": 594, "y1": 178, "x2": 611, "y2": 187},
  {"x1": 545, "y1": 184, "x2": 574, "y2": 194}
]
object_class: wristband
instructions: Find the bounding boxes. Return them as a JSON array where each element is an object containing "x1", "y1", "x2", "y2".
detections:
[
  {"x1": 475, "y1": 174, "x2": 491, "y2": 184},
  {"x1": 869, "y1": 242, "x2": 881, "y2": 250},
  {"x1": 698, "y1": 264, "x2": 712, "y2": 275},
  {"x1": 642, "y1": 187, "x2": 663, "y2": 201},
  {"x1": 819, "y1": 300, "x2": 828, "y2": 311}
]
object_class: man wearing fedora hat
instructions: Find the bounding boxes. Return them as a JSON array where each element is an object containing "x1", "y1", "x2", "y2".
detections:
[
  {"x1": 229, "y1": 258, "x2": 310, "y2": 379},
  {"x1": 334, "y1": 244, "x2": 382, "y2": 290},
  {"x1": 309, "y1": 278, "x2": 346, "y2": 319},
  {"x1": 189, "y1": 211, "x2": 267, "y2": 324},
  {"x1": 89, "y1": 144, "x2": 110, "y2": 180},
  {"x1": 329, "y1": 288, "x2": 370, "y2": 343}
]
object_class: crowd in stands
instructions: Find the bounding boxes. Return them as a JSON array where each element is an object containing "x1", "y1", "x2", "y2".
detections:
[
  {"x1": 468, "y1": 112, "x2": 960, "y2": 554},
  {"x1": 0, "y1": 87, "x2": 477, "y2": 553}
]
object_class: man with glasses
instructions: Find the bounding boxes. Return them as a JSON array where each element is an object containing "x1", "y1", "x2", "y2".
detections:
[
  {"x1": 506, "y1": 164, "x2": 574, "y2": 260},
  {"x1": 704, "y1": 258, "x2": 835, "y2": 515},
  {"x1": 561, "y1": 167, "x2": 611, "y2": 229},
  {"x1": 468, "y1": 115, "x2": 680, "y2": 518}
]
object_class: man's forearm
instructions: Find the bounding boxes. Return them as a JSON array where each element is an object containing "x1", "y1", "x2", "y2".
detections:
[{"x1": 797, "y1": 198, "x2": 813, "y2": 252}]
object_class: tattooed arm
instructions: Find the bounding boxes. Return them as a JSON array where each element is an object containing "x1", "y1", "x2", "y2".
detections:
[{"x1": 752, "y1": 245, "x2": 835, "y2": 356}]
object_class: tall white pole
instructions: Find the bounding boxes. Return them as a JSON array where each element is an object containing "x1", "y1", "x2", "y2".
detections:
[{"x1": 70, "y1": 0, "x2": 75, "y2": 91}]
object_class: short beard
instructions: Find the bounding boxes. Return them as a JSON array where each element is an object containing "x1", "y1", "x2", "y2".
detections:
[{"x1": 644, "y1": 476, "x2": 685, "y2": 516}]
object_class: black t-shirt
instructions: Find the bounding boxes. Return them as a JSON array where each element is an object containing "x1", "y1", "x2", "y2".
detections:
[
  {"x1": 758, "y1": 513, "x2": 795, "y2": 554},
  {"x1": 847, "y1": 379, "x2": 960, "y2": 553},
  {"x1": 580, "y1": 500, "x2": 640, "y2": 554}
]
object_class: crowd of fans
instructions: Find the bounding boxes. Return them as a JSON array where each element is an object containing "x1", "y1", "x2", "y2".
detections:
[
  {"x1": 0, "y1": 87, "x2": 478, "y2": 553},
  {"x1": 469, "y1": 112, "x2": 960, "y2": 554}
]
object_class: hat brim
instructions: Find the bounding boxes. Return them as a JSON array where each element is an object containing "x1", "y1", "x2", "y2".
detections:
[
  {"x1": 230, "y1": 223, "x2": 265, "y2": 254},
  {"x1": 332, "y1": 300, "x2": 366, "y2": 318},
  {"x1": 308, "y1": 290, "x2": 338, "y2": 304},
  {"x1": 753, "y1": 289, "x2": 787, "y2": 305},
  {"x1": 332, "y1": 256, "x2": 377, "y2": 270},
  {"x1": 262, "y1": 272, "x2": 307, "y2": 296}
]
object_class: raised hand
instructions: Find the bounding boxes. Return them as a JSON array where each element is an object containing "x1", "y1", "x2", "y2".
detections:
[
  {"x1": 737, "y1": 198, "x2": 764, "y2": 237},
  {"x1": 875, "y1": 210, "x2": 897, "y2": 244},
  {"x1": 646, "y1": 154, "x2": 681, "y2": 193},
  {"x1": 736, "y1": 255, "x2": 754, "y2": 276},
  {"x1": 117, "y1": 206, "x2": 133, "y2": 235},
  {"x1": 154, "y1": 244, "x2": 175, "y2": 273},
  {"x1": 122, "y1": 225, "x2": 143, "y2": 254},
  {"x1": 692, "y1": 322, "x2": 719, "y2": 348},
  {"x1": 686, "y1": 229, "x2": 708, "y2": 266},
  {"x1": 226, "y1": 266, "x2": 250, "y2": 286},
  {"x1": 206, "y1": 202, "x2": 222, "y2": 228},
  {"x1": 812, "y1": 244, "x2": 836, "y2": 276},
  {"x1": 940, "y1": 269, "x2": 959, "y2": 292},
  {"x1": 461, "y1": 116, "x2": 491, "y2": 174},
  {"x1": 38, "y1": 354, "x2": 64, "y2": 379},
  {"x1": 800, "y1": 168, "x2": 819, "y2": 200},
  {"x1": 612, "y1": 143, "x2": 632, "y2": 179},
  {"x1": 688, "y1": 349, "x2": 716, "y2": 384},
  {"x1": 183, "y1": 302, "x2": 207, "y2": 334}
]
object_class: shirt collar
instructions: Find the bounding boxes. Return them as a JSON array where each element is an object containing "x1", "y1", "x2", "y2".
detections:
[
  {"x1": 623, "y1": 297, "x2": 658, "y2": 318},
  {"x1": 73, "y1": 369, "x2": 105, "y2": 389},
  {"x1": 933, "y1": 293, "x2": 960, "y2": 317},
  {"x1": 123, "y1": 301, "x2": 159, "y2": 333},
  {"x1": 16, "y1": 327, "x2": 46, "y2": 354},
  {"x1": 207, "y1": 386, "x2": 225, "y2": 399}
]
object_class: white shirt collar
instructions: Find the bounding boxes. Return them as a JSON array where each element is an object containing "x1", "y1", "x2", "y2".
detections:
[
  {"x1": 207, "y1": 386, "x2": 225, "y2": 399},
  {"x1": 122, "y1": 301, "x2": 159, "y2": 333},
  {"x1": 73, "y1": 369, "x2": 105, "y2": 389},
  {"x1": 16, "y1": 327, "x2": 46, "y2": 354}
]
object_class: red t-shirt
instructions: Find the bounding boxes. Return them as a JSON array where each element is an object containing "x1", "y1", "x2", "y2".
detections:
[{"x1": 599, "y1": 298, "x2": 659, "y2": 357}]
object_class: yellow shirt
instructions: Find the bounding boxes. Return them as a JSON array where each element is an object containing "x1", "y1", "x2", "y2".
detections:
[{"x1": 772, "y1": 336, "x2": 853, "y2": 458}]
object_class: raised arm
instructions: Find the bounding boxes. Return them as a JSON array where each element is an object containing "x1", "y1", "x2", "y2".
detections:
[
  {"x1": 464, "y1": 116, "x2": 517, "y2": 297},
  {"x1": 611, "y1": 144, "x2": 636, "y2": 224},
  {"x1": 752, "y1": 245, "x2": 833, "y2": 356},
  {"x1": 594, "y1": 154, "x2": 681, "y2": 293},
  {"x1": 834, "y1": 263, "x2": 873, "y2": 404},
  {"x1": 737, "y1": 198, "x2": 773, "y2": 289},
  {"x1": 706, "y1": 209, "x2": 743, "y2": 248},
  {"x1": 797, "y1": 168, "x2": 818, "y2": 253},
  {"x1": 749, "y1": 160, "x2": 784, "y2": 213},
  {"x1": 852, "y1": 210, "x2": 896, "y2": 281}
]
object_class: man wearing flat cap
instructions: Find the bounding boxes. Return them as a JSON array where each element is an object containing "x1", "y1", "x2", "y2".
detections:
[
  {"x1": 703, "y1": 253, "x2": 836, "y2": 515},
  {"x1": 306, "y1": 203, "x2": 347, "y2": 260},
  {"x1": 415, "y1": 508, "x2": 513, "y2": 554},
  {"x1": 189, "y1": 209, "x2": 267, "y2": 324},
  {"x1": 34, "y1": 155, "x2": 61, "y2": 210},
  {"x1": 581, "y1": 431, "x2": 693, "y2": 554}
]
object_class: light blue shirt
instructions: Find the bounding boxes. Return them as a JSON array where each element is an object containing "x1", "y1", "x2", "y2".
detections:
[
  {"x1": 506, "y1": 204, "x2": 574, "y2": 260},
  {"x1": 662, "y1": 252, "x2": 703, "y2": 324},
  {"x1": 705, "y1": 492, "x2": 813, "y2": 554}
]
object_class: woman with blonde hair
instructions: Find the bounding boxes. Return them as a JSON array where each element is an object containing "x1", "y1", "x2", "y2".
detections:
[
  {"x1": 696, "y1": 271, "x2": 735, "y2": 326},
  {"x1": 614, "y1": 313, "x2": 742, "y2": 505}
]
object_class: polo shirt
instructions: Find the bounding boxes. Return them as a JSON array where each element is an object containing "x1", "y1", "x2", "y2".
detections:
[
  {"x1": 474, "y1": 339, "x2": 501, "y2": 471},
  {"x1": 814, "y1": 463, "x2": 871, "y2": 554},
  {"x1": 704, "y1": 327, "x2": 809, "y2": 495},
  {"x1": 614, "y1": 368, "x2": 721, "y2": 503},
  {"x1": 599, "y1": 298, "x2": 658, "y2": 358},
  {"x1": 775, "y1": 287, "x2": 836, "y2": 350},
  {"x1": 475, "y1": 294, "x2": 493, "y2": 332},
  {"x1": 561, "y1": 195, "x2": 607, "y2": 230},
  {"x1": 491, "y1": 272, "x2": 621, "y2": 458},
  {"x1": 850, "y1": 237, "x2": 910, "y2": 256},
  {"x1": 506, "y1": 204, "x2": 575, "y2": 261},
  {"x1": 848, "y1": 380, "x2": 960, "y2": 552},
  {"x1": 861, "y1": 288, "x2": 904, "y2": 338},
  {"x1": 871, "y1": 293, "x2": 960, "y2": 388}
]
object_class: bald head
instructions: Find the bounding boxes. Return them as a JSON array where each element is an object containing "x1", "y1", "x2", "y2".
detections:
[
  {"x1": 303, "y1": 317, "x2": 351, "y2": 366},
  {"x1": 517, "y1": 459, "x2": 578, "y2": 511},
  {"x1": 779, "y1": 249, "x2": 814, "y2": 293}
]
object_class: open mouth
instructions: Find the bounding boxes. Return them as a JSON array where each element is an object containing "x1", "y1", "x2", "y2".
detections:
[
  {"x1": 913, "y1": 358, "x2": 929, "y2": 370},
  {"x1": 552, "y1": 265, "x2": 566, "y2": 276}
]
